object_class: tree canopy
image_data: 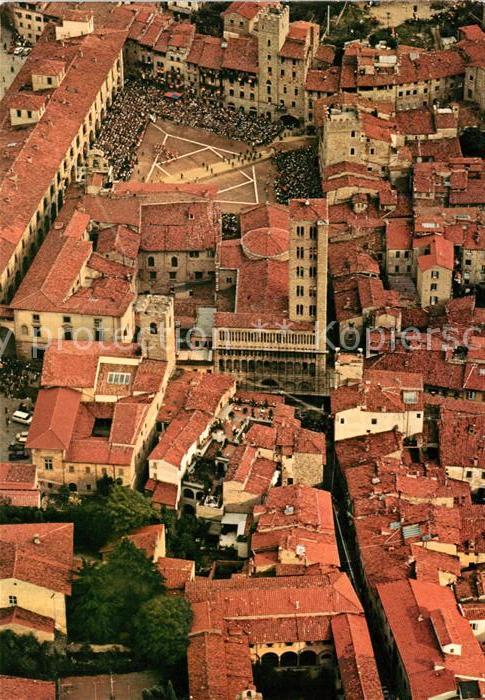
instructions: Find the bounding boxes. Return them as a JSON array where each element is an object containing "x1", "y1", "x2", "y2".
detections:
[
  {"x1": 132, "y1": 595, "x2": 193, "y2": 669},
  {"x1": 68, "y1": 540, "x2": 165, "y2": 644}
]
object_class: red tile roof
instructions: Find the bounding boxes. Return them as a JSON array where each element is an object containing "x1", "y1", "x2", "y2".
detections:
[
  {"x1": 222, "y1": 35, "x2": 258, "y2": 74},
  {"x1": 0, "y1": 676, "x2": 55, "y2": 700},
  {"x1": 223, "y1": 1, "x2": 265, "y2": 20},
  {"x1": 376, "y1": 579, "x2": 485, "y2": 698},
  {"x1": 140, "y1": 200, "x2": 220, "y2": 252},
  {"x1": 331, "y1": 613, "x2": 384, "y2": 700},
  {"x1": 145, "y1": 479, "x2": 178, "y2": 509},
  {"x1": 0, "y1": 523, "x2": 74, "y2": 594},
  {"x1": 26, "y1": 387, "x2": 81, "y2": 451},
  {"x1": 332, "y1": 369, "x2": 423, "y2": 414},
  {"x1": 186, "y1": 572, "x2": 363, "y2": 699},
  {"x1": 0, "y1": 606, "x2": 55, "y2": 636},
  {"x1": 0, "y1": 26, "x2": 127, "y2": 276},
  {"x1": 149, "y1": 410, "x2": 210, "y2": 466},
  {"x1": 0, "y1": 463, "x2": 39, "y2": 508},
  {"x1": 156, "y1": 556, "x2": 194, "y2": 590},
  {"x1": 41, "y1": 341, "x2": 139, "y2": 389},
  {"x1": 439, "y1": 407, "x2": 485, "y2": 470}
]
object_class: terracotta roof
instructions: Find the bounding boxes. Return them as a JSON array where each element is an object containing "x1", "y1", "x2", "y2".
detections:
[
  {"x1": 187, "y1": 34, "x2": 224, "y2": 70},
  {"x1": 26, "y1": 387, "x2": 81, "y2": 451},
  {"x1": 0, "y1": 606, "x2": 55, "y2": 636},
  {"x1": 186, "y1": 572, "x2": 363, "y2": 699},
  {"x1": 439, "y1": 407, "x2": 485, "y2": 470},
  {"x1": 331, "y1": 614, "x2": 384, "y2": 700},
  {"x1": 240, "y1": 203, "x2": 289, "y2": 235},
  {"x1": 222, "y1": 1, "x2": 268, "y2": 20},
  {"x1": 241, "y1": 226, "x2": 289, "y2": 260},
  {"x1": 0, "y1": 523, "x2": 73, "y2": 594},
  {"x1": 11, "y1": 226, "x2": 135, "y2": 318},
  {"x1": 0, "y1": 26, "x2": 127, "y2": 277},
  {"x1": 332, "y1": 369, "x2": 423, "y2": 414},
  {"x1": 41, "y1": 341, "x2": 139, "y2": 389},
  {"x1": 145, "y1": 479, "x2": 178, "y2": 509},
  {"x1": 0, "y1": 676, "x2": 55, "y2": 700},
  {"x1": 149, "y1": 410, "x2": 211, "y2": 466},
  {"x1": 376, "y1": 579, "x2": 485, "y2": 698},
  {"x1": 0, "y1": 463, "x2": 39, "y2": 508},
  {"x1": 156, "y1": 556, "x2": 194, "y2": 590},
  {"x1": 386, "y1": 218, "x2": 413, "y2": 250},
  {"x1": 222, "y1": 35, "x2": 258, "y2": 74},
  {"x1": 140, "y1": 200, "x2": 220, "y2": 252}
]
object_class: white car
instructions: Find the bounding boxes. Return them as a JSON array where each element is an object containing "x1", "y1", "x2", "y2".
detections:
[
  {"x1": 13, "y1": 47, "x2": 23, "y2": 56},
  {"x1": 12, "y1": 410, "x2": 32, "y2": 425},
  {"x1": 15, "y1": 431, "x2": 29, "y2": 444}
]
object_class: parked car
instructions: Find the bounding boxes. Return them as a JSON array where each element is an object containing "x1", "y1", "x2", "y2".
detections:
[
  {"x1": 8, "y1": 449, "x2": 29, "y2": 461},
  {"x1": 12, "y1": 410, "x2": 32, "y2": 425},
  {"x1": 9, "y1": 442, "x2": 27, "y2": 453},
  {"x1": 13, "y1": 47, "x2": 23, "y2": 56},
  {"x1": 15, "y1": 431, "x2": 29, "y2": 444}
]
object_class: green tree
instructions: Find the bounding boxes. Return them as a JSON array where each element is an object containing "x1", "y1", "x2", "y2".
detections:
[
  {"x1": 68, "y1": 540, "x2": 165, "y2": 643},
  {"x1": 132, "y1": 596, "x2": 193, "y2": 668},
  {"x1": 68, "y1": 561, "x2": 115, "y2": 643},
  {"x1": 105, "y1": 484, "x2": 161, "y2": 537},
  {"x1": 0, "y1": 631, "x2": 59, "y2": 679}
]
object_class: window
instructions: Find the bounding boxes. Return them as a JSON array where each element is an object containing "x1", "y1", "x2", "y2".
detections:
[
  {"x1": 63, "y1": 316, "x2": 71, "y2": 324},
  {"x1": 147, "y1": 256, "x2": 155, "y2": 267},
  {"x1": 296, "y1": 285, "x2": 304, "y2": 297},
  {"x1": 296, "y1": 246, "x2": 304, "y2": 259},
  {"x1": 194, "y1": 271, "x2": 203, "y2": 280},
  {"x1": 430, "y1": 296, "x2": 439, "y2": 305},
  {"x1": 94, "y1": 318, "x2": 104, "y2": 341},
  {"x1": 431, "y1": 283, "x2": 438, "y2": 291},
  {"x1": 149, "y1": 271, "x2": 157, "y2": 280},
  {"x1": 169, "y1": 271, "x2": 177, "y2": 280},
  {"x1": 340, "y1": 418, "x2": 345, "y2": 424},
  {"x1": 85, "y1": 466, "x2": 91, "y2": 474},
  {"x1": 189, "y1": 251, "x2": 199, "y2": 258},
  {"x1": 466, "y1": 470, "x2": 473, "y2": 479},
  {"x1": 171, "y1": 256, "x2": 178, "y2": 267},
  {"x1": 296, "y1": 225, "x2": 304, "y2": 237},
  {"x1": 16, "y1": 109, "x2": 22, "y2": 118},
  {"x1": 150, "y1": 322, "x2": 158, "y2": 335},
  {"x1": 296, "y1": 266, "x2": 304, "y2": 278},
  {"x1": 32, "y1": 314, "x2": 40, "y2": 322},
  {"x1": 465, "y1": 259, "x2": 472, "y2": 266},
  {"x1": 8, "y1": 595, "x2": 17, "y2": 606},
  {"x1": 44, "y1": 457, "x2": 53, "y2": 471},
  {"x1": 371, "y1": 418, "x2": 377, "y2": 425},
  {"x1": 33, "y1": 326, "x2": 41, "y2": 338},
  {"x1": 296, "y1": 304, "x2": 304, "y2": 316},
  {"x1": 350, "y1": 147, "x2": 355, "y2": 156},
  {"x1": 403, "y1": 391, "x2": 418, "y2": 404},
  {"x1": 107, "y1": 371, "x2": 131, "y2": 385}
]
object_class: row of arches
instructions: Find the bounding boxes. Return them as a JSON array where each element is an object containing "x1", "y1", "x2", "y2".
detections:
[
  {"x1": 218, "y1": 359, "x2": 316, "y2": 376},
  {"x1": 259, "y1": 650, "x2": 328, "y2": 668}
]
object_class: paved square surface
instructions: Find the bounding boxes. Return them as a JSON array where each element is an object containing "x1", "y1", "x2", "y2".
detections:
[{"x1": 135, "y1": 119, "x2": 278, "y2": 212}]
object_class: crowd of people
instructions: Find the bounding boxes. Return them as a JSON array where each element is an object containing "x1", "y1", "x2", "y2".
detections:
[
  {"x1": 273, "y1": 146, "x2": 323, "y2": 205},
  {"x1": 222, "y1": 213, "x2": 240, "y2": 239},
  {"x1": 95, "y1": 78, "x2": 285, "y2": 180},
  {"x1": 0, "y1": 357, "x2": 40, "y2": 399}
]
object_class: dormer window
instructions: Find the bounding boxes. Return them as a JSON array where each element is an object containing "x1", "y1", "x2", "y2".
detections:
[{"x1": 107, "y1": 372, "x2": 131, "y2": 385}]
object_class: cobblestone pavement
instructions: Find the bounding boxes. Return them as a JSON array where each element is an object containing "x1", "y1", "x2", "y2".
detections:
[{"x1": 0, "y1": 20, "x2": 27, "y2": 101}]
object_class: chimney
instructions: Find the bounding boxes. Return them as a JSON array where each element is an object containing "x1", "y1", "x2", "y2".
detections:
[{"x1": 33, "y1": 534, "x2": 41, "y2": 545}]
